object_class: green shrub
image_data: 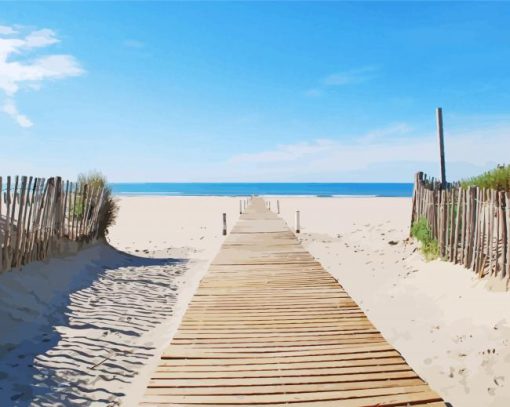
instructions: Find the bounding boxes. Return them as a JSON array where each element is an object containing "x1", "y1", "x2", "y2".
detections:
[
  {"x1": 411, "y1": 217, "x2": 432, "y2": 243},
  {"x1": 411, "y1": 217, "x2": 439, "y2": 261},
  {"x1": 77, "y1": 171, "x2": 118, "y2": 237},
  {"x1": 422, "y1": 239, "x2": 439, "y2": 261},
  {"x1": 460, "y1": 164, "x2": 510, "y2": 191},
  {"x1": 72, "y1": 197, "x2": 85, "y2": 219}
]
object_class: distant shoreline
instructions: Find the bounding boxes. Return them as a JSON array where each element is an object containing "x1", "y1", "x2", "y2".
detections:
[
  {"x1": 113, "y1": 193, "x2": 411, "y2": 198},
  {"x1": 110, "y1": 182, "x2": 414, "y2": 197}
]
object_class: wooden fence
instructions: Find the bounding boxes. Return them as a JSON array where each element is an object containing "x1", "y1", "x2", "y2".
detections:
[
  {"x1": 0, "y1": 175, "x2": 107, "y2": 272},
  {"x1": 411, "y1": 172, "x2": 510, "y2": 280}
]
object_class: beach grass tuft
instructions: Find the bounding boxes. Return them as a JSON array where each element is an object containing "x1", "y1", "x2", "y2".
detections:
[
  {"x1": 461, "y1": 164, "x2": 510, "y2": 191},
  {"x1": 77, "y1": 171, "x2": 118, "y2": 237},
  {"x1": 411, "y1": 217, "x2": 439, "y2": 261}
]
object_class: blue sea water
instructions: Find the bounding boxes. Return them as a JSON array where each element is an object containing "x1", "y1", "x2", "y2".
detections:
[{"x1": 110, "y1": 183, "x2": 413, "y2": 197}]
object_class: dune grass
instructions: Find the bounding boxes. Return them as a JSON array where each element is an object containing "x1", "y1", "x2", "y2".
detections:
[
  {"x1": 77, "y1": 171, "x2": 118, "y2": 237},
  {"x1": 460, "y1": 164, "x2": 510, "y2": 191},
  {"x1": 411, "y1": 217, "x2": 439, "y2": 261}
]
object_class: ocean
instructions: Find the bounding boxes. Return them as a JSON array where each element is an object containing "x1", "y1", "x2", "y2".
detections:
[{"x1": 110, "y1": 183, "x2": 413, "y2": 197}]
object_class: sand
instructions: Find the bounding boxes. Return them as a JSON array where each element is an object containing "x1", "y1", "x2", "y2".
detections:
[{"x1": 1, "y1": 195, "x2": 509, "y2": 406}]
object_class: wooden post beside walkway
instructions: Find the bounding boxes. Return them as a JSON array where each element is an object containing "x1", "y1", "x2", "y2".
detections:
[{"x1": 140, "y1": 197, "x2": 445, "y2": 406}]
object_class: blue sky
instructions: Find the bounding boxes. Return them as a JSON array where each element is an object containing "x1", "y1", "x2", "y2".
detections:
[{"x1": 1, "y1": 2, "x2": 509, "y2": 182}]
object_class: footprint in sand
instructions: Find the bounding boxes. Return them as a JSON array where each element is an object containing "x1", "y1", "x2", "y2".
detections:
[{"x1": 494, "y1": 376, "x2": 505, "y2": 387}]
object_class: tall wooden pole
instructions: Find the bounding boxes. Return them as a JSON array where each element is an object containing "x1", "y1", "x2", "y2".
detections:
[
  {"x1": 222, "y1": 213, "x2": 227, "y2": 236},
  {"x1": 436, "y1": 107, "x2": 446, "y2": 189}
]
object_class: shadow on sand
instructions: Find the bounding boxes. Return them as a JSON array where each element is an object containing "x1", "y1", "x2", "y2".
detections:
[{"x1": 0, "y1": 244, "x2": 189, "y2": 406}]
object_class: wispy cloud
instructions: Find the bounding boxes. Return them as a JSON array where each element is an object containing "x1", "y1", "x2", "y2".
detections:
[
  {"x1": 323, "y1": 66, "x2": 378, "y2": 86},
  {"x1": 305, "y1": 66, "x2": 378, "y2": 98},
  {"x1": 230, "y1": 139, "x2": 335, "y2": 164},
  {"x1": 2, "y1": 99, "x2": 32, "y2": 127},
  {"x1": 0, "y1": 25, "x2": 17, "y2": 35},
  {"x1": 357, "y1": 122, "x2": 412, "y2": 144},
  {"x1": 226, "y1": 120, "x2": 510, "y2": 182},
  {"x1": 0, "y1": 25, "x2": 84, "y2": 127}
]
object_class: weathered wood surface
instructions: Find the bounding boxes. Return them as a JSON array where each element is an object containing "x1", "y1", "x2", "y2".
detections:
[
  {"x1": 0, "y1": 175, "x2": 107, "y2": 272},
  {"x1": 141, "y1": 197, "x2": 445, "y2": 406},
  {"x1": 411, "y1": 172, "x2": 510, "y2": 280}
]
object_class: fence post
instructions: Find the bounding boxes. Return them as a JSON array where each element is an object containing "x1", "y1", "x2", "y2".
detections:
[
  {"x1": 295, "y1": 210, "x2": 301, "y2": 234},
  {"x1": 436, "y1": 107, "x2": 447, "y2": 189},
  {"x1": 410, "y1": 172, "x2": 422, "y2": 232},
  {"x1": 222, "y1": 213, "x2": 227, "y2": 236},
  {"x1": 239, "y1": 200, "x2": 242, "y2": 214},
  {"x1": 277, "y1": 200, "x2": 280, "y2": 214},
  {"x1": 505, "y1": 192, "x2": 510, "y2": 280}
]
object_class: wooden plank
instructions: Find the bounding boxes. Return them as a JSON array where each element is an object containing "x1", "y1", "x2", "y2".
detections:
[
  {"x1": 14, "y1": 176, "x2": 30, "y2": 268},
  {"x1": 145, "y1": 377, "x2": 425, "y2": 395},
  {"x1": 470, "y1": 187, "x2": 480, "y2": 271},
  {"x1": 21, "y1": 178, "x2": 37, "y2": 264},
  {"x1": 489, "y1": 189, "x2": 495, "y2": 275},
  {"x1": 40, "y1": 177, "x2": 55, "y2": 260},
  {"x1": 159, "y1": 351, "x2": 402, "y2": 367},
  {"x1": 6, "y1": 176, "x2": 19, "y2": 269},
  {"x1": 142, "y1": 384, "x2": 434, "y2": 404},
  {"x1": 453, "y1": 186, "x2": 461, "y2": 263},
  {"x1": 506, "y1": 192, "x2": 510, "y2": 280},
  {"x1": 140, "y1": 390, "x2": 443, "y2": 406},
  {"x1": 147, "y1": 370, "x2": 421, "y2": 388},
  {"x1": 62, "y1": 180, "x2": 70, "y2": 237},
  {"x1": 28, "y1": 178, "x2": 47, "y2": 262},
  {"x1": 158, "y1": 356, "x2": 405, "y2": 371}
]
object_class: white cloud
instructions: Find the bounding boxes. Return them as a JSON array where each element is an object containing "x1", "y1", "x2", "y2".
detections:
[
  {"x1": 230, "y1": 139, "x2": 335, "y2": 164},
  {"x1": 323, "y1": 66, "x2": 378, "y2": 86},
  {"x1": 0, "y1": 25, "x2": 17, "y2": 35},
  {"x1": 357, "y1": 122, "x2": 412, "y2": 143},
  {"x1": 24, "y1": 29, "x2": 59, "y2": 48},
  {"x1": 305, "y1": 66, "x2": 378, "y2": 98},
  {"x1": 0, "y1": 24, "x2": 84, "y2": 127},
  {"x1": 2, "y1": 99, "x2": 33, "y2": 127},
  {"x1": 226, "y1": 120, "x2": 510, "y2": 182}
]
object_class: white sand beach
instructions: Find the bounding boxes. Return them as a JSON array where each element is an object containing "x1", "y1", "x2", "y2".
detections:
[{"x1": 1, "y1": 196, "x2": 509, "y2": 406}]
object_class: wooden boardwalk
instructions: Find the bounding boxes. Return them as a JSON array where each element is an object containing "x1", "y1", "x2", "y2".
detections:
[{"x1": 140, "y1": 198, "x2": 445, "y2": 406}]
